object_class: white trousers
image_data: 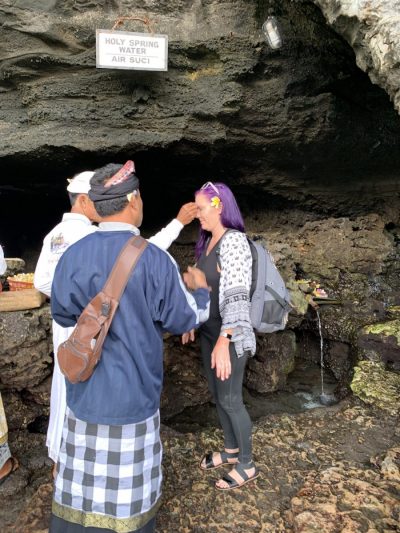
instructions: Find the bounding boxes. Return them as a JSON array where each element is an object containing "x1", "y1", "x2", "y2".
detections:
[{"x1": 46, "y1": 321, "x2": 74, "y2": 463}]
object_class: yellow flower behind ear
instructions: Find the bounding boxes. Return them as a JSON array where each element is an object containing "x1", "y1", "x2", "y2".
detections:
[{"x1": 211, "y1": 196, "x2": 221, "y2": 208}]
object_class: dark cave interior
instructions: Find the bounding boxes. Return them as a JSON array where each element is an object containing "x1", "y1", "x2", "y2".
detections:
[
  {"x1": 1, "y1": 136, "x2": 400, "y2": 264},
  {"x1": 0, "y1": 145, "x2": 312, "y2": 260}
]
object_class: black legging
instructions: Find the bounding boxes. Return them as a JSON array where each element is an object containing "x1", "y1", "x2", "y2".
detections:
[{"x1": 200, "y1": 322, "x2": 253, "y2": 464}]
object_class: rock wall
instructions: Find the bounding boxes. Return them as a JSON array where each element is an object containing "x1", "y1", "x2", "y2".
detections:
[
  {"x1": 0, "y1": 0, "x2": 399, "y2": 427},
  {"x1": 0, "y1": 0, "x2": 399, "y2": 217},
  {"x1": 0, "y1": 6, "x2": 399, "y2": 528},
  {"x1": 313, "y1": 0, "x2": 400, "y2": 114}
]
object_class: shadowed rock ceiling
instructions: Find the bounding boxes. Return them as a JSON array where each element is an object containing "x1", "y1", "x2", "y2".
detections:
[{"x1": 0, "y1": 0, "x2": 399, "y2": 256}]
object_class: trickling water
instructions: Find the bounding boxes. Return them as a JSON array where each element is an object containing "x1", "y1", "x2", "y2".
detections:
[
  {"x1": 315, "y1": 309, "x2": 339, "y2": 406},
  {"x1": 316, "y1": 309, "x2": 325, "y2": 395}
]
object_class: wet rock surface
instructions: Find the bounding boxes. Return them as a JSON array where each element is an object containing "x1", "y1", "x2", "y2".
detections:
[
  {"x1": 2, "y1": 398, "x2": 398, "y2": 532},
  {"x1": 0, "y1": 432, "x2": 52, "y2": 533}
]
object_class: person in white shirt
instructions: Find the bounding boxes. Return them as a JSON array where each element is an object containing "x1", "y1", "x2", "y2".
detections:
[
  {"x1": 34, "y1": 170, "x2": 197, "y2": 468},
  {"x1": 34, "y1": 171, "x2": 100, "y2": 467},
  {"x1": 0, "y1": 245, "x2": 6, "y2": 275}
]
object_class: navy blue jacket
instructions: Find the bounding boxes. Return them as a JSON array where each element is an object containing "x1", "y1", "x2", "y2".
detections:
[{"x1": 51, "y1": 230, "x2": 209, "y2": 425}]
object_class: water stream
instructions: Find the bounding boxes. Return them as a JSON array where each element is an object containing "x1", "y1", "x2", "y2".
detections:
[
  {"x1": 316, "y1": 309, "x2": 325, "y2": 396},
  {"x1": 167, "y1": 309, "x2": 339, "y2": 433},
  {"x1": 315, "y1": 308, "x2": 338, "y2": 406},
  {"x1": 166, "y1": 360, "x2": 338, "y2": 433}
]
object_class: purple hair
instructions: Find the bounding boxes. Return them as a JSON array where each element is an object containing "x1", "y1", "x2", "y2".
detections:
[{"x1": 195, "y1": 182, "x2": 245, "y2": 260}]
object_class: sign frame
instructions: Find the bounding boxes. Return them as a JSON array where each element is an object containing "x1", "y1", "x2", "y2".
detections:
[{"x1": 96, "y1": 29, "x2": 168, "y2": 71}]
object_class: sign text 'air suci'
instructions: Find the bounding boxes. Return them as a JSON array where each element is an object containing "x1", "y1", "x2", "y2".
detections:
[{"x1": 96, "y1": 30, "x2": 168, "y2": 71}]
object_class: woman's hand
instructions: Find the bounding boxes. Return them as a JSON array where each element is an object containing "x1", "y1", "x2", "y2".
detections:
[
  {"x1": 182, "y1": 329, "x2": 195, "y2": 344},
  {"x1": 211, "y1": 337, "x2": 231, "y2": 381}
]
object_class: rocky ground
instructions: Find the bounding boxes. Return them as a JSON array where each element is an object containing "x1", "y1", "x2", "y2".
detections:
[{"x1": 1, "y1": 396, "x2": 398, "y2": 532}]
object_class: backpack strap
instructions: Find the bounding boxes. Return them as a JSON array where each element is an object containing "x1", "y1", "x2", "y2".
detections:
[{"x1": 265, "y1": 285, "x2": 292, "y2": 311}]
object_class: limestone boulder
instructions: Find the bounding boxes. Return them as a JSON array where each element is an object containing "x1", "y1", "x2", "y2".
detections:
[
  {"x1": 1, "y1": 391, "x2": 45, "y2": 431},
  {"x1": 357, "y1": 319, "x2": 400, "y2": 369},
  {"x1": 0, "y1": 306, "x2": 53, "y2": 390},
  {"x1": 245, "y1": 330, "x2": 297, "y2": 393},
  {"x1": 161, "y1": 334, "x2": 211, "y2": 420},
  {"x1": 350, "y1": 360, "x2": 400, "y2": 415}
]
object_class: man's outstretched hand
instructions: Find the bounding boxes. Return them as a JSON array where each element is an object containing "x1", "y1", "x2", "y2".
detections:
[{"x1": 176, "y1": 202, "x2": 197, "y2": 225}]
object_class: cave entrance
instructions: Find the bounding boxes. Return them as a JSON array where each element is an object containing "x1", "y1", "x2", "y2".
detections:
[
  {"x1": 0, "y1": 144, "x2": 299, "y2": 267},
  {"x1": 0, "y1": 146, "x2": 211, "y2": 263}
]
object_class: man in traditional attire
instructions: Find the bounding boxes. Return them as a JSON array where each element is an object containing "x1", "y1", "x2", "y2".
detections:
[
  {"x1": 49, "y1": 161, "x2": 209, "y2": 532},
  {"x1": 35, "y1": 171, "x2": 197, "y2": 468},
  {"x1": 34, "y1": 171, "x2": 100, "y2": 465}
]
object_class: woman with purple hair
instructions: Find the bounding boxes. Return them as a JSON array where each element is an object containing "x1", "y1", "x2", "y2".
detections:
[{"x1": 183, "y1": 181, "x2": 259, "y2": 490}]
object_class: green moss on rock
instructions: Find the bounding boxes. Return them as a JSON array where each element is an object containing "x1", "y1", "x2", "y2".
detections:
[
  {"x1": 351, "y1": 361, "x2": 400, "y2": 416},
  {"x1": 363, "y1": 320, "x2": 400, "y2": 345},
  {"x1": 387, "y1": 306, "x2": 400, "y2": 319},
  {"x1": 287, "y1": 279, "x2": 309, "y2": 316}
]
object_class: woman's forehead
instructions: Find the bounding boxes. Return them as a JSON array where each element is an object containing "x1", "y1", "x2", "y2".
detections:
[{"x1": 195, "y1": 192, "x2": 209, "y2": 205}]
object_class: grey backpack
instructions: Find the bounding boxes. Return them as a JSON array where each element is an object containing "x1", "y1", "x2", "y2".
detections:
[{"x1": 217, "y1": 230, "x2": 292, "y2": 333}]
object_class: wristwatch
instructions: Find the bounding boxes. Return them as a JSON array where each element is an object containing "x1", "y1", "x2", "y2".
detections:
[{"x1": 220, "y1": 332, "x2": 232, "y2": 340}]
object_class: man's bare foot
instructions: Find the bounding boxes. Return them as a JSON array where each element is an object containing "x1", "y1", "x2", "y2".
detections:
[
  {"x1": 0, "y1": 457, "x2": 19, "y2": 486},
  {"x1": 200, "y1": 448, "x2": 239, "y2": 470}
]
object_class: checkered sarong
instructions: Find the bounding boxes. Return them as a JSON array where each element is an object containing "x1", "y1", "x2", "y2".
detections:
[{"x1": 52, "y1": 408, "x2": 162, "y2": 532}]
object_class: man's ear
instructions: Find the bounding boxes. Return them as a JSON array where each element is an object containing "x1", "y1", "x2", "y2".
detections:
[
  {"x1": 128, "y1": 191, "x2": 140, "y2": 209},
  {"x1": 79, "y1": 194, "x2": 89, "y2": 206},
  {"x1": 127, "y1": 193, "x2": 137, "y2": 209},
  {"x1": 73, "y1": 194, "x2": 86, "y2": 210}
]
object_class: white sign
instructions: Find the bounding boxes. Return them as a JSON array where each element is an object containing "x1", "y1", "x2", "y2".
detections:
[{"x1": 96, "y1": 30, "x2": 168, "y2": 71}]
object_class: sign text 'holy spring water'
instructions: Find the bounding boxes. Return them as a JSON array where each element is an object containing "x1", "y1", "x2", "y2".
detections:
[{"x1": 96, "y1": 30, "x2": 168, "y2": 71}]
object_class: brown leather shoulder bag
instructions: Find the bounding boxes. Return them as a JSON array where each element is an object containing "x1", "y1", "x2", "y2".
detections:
[{"x1": 57, "y1": 235, "x2": 148, "y2": 383}]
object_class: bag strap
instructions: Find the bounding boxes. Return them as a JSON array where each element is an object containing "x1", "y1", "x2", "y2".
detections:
[
  {"x1": 103, "y1": 235, "x2": 148, "y2": 305},
  {"x1": 265, "y1": 285, "x2": 292, "y2": 310},
  {"x1": 65, "y1": 235, "x2": 148, "y2": 372}
]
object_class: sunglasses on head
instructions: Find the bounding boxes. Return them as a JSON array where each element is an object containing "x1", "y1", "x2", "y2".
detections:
[{"x1": 200, "y1": 181, "x2": 220, "y2": 195}]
